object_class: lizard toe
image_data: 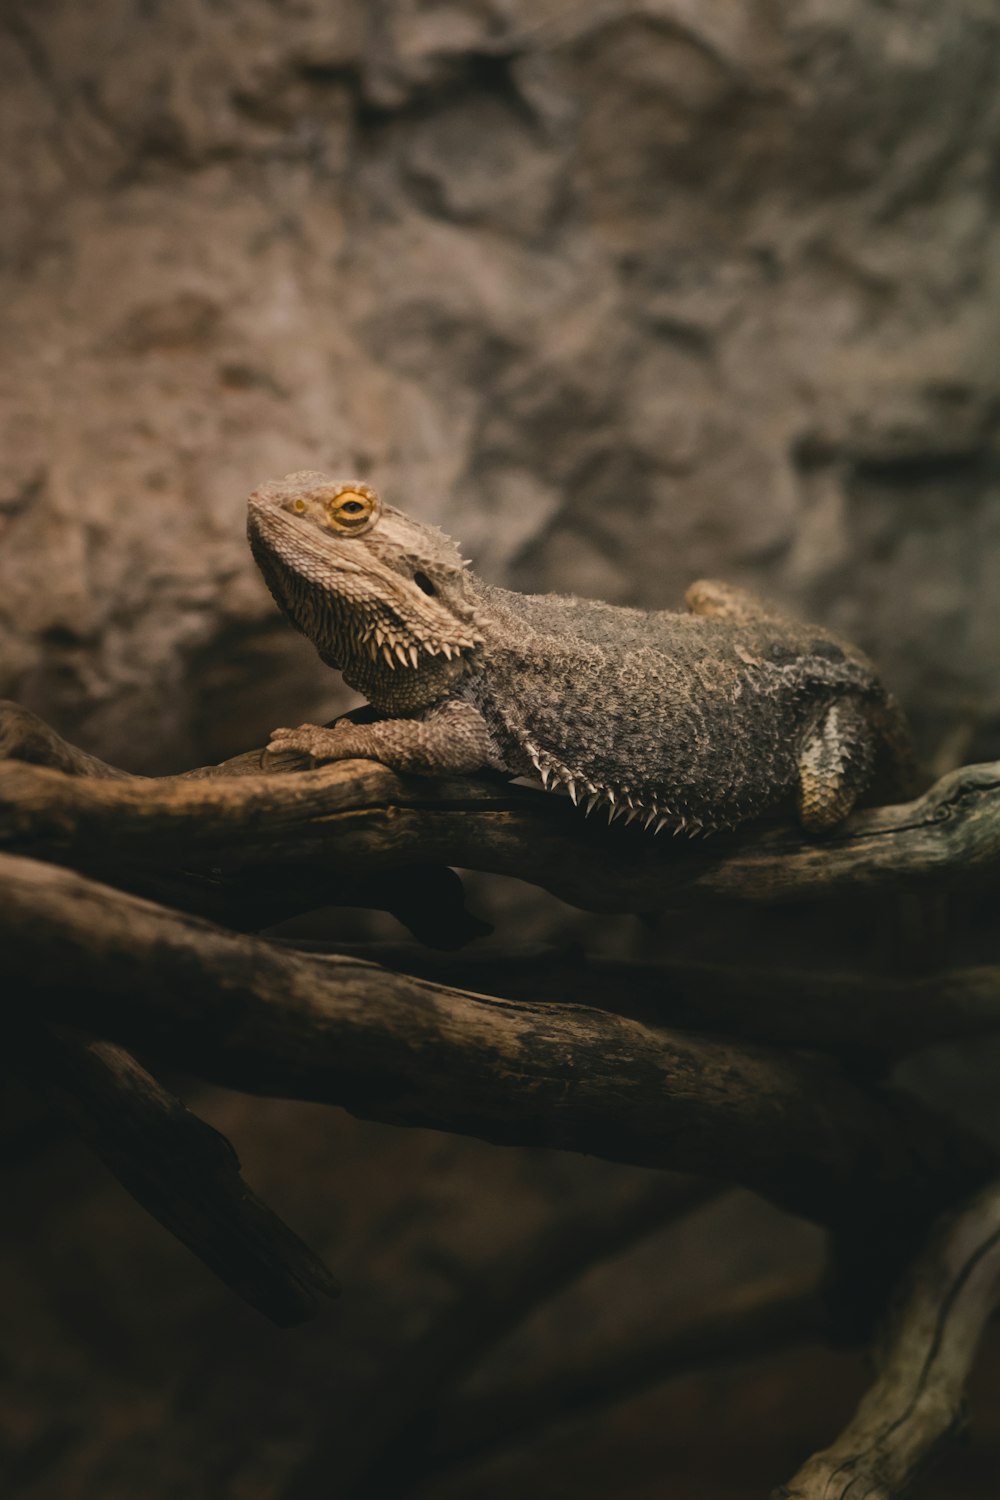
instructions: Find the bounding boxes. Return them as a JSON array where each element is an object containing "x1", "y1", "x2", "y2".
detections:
[{"x1": 267, "y1": 723, "x2": 357, "y2": 764}]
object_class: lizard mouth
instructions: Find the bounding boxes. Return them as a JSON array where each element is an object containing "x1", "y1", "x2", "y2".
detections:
[
  {"x1": 248, "y1": 500, "x2": 481, "y2": 669},
  {"x1": 359, "y1": 617, "x2": 473, "y2": 670}
]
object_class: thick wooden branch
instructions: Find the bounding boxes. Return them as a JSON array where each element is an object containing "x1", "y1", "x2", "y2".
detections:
[
  {"x1": 302, "y1": 943, "x2": 1000, "y2": 1062},
  {"x1": 1, "y1": 852, "x2": 995, "y2": 1247},
  {"x1": 0, "y1": 700, "x2": 133, "y2": 781},
  {"x1": 777, "y1": 1178, "x2": 1000, "y2": 1499},
  {"x1": 0, "y1": 705, "x2": 492, "y2": 940},
  {"x1": 1, "y1": 737, "x2": 998, "y2": 913},
  {"x1": 5, "y1": 704, "x2": 1000, "y2": 1494},
  {"x1": 10, "y1": 1022, "x2": 340, "y2": 1326}
]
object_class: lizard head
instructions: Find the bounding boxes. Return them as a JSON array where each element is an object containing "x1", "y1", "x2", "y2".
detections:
[{"x1": 247, "y1": 471, "x2": 482, "y2": 674}]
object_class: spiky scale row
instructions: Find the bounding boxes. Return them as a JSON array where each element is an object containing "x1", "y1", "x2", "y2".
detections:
[
  {"x1": 510, "y1": 728, "x2": 723, "y2": 837},
  {"x1": 362, "y1": 619, "x2": 468, "y2": 670}
]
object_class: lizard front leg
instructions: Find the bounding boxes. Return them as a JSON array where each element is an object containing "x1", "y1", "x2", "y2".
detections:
[
  {"x1": 797, "y1": 698, "x2": 875, "y2": 832},
  {"x1": 265, "y1": 699, "x2": 504, "y2": 777}
]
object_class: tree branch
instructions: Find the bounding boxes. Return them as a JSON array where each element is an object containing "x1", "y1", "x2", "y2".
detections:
[
  {"x1": 777, "y1": 1178, "x2": 1000, "y2": 1499},
  {"x1": 4, "y1": 702, "x2": 1000, "y2": 1493},
  {"x1": 10, "y1": 1021, "x2": 340, "y2": 1326},
  {"x1": 1, "y1": 853, "x2": 994, "y2": 1249},
  {"x1": 295, "y1": 943, "x2": 1000, "y2": 1063},
  {"x1": 1, "y1": 738, "x2": 997, "y2": 913},
  {"x1": 0, "y1": 699, "x2": 133, "y2": 781}
]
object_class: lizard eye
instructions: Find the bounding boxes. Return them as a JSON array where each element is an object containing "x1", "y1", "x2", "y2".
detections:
[{"x1": 325, "y1": 483, "x2": 380, "y2": 534}]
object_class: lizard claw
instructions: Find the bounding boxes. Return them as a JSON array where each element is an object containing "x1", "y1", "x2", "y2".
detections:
[{"x1": 265, "y1": 723, "x2": 351, "y2": 765}]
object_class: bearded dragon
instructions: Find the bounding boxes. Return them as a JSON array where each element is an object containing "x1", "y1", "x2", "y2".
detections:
[{"x1": 247, "y1": 472, "x2": 914, "y2": 834}]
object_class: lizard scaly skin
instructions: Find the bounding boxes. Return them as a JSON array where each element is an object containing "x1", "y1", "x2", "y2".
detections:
[{"x1": 247, "y1": 472, "x2": 915, "y2": 834}]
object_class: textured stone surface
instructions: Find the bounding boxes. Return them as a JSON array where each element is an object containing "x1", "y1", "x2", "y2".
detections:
[{"x1": 2, "y1": 0, "x2": 999, "y2": 771}]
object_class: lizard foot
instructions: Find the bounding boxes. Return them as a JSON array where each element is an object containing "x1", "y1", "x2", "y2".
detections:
[
  {"x1": 265, "y1": 722, "x2": 357, "y2": 766},
  {"x1": 684, "y1": 579, "x2": 774, "y2": 623}
]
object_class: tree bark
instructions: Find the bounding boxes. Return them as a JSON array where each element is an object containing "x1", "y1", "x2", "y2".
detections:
[
  {"x1": 10, "y1": 1022, "x2": 340, "y2": 1325},
  {"x1": 777, "y1": 1179, "x2": 1000, "y2": 1499},
  {"x1": 1, "y1": 852, "x2": 994, "y2": 1247},
  {"x1": 5, "y1": 703, "x2": 1000, "y2": 1495},
  {"x1": 1, "y1": 741, "x2": 997, "y2": 913},
  {"x1": 301, "y1": 943, "x2": 1000, "y2": 1063}
]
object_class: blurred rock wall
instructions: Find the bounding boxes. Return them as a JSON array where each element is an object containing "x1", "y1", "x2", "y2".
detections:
[{"x1": 2, "y1": 0, "x2": 999, "y2": 771}]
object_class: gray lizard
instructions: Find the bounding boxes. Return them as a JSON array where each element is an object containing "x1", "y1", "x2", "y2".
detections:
[{"x1": 247, "y1": 471, "x2": 915, "y2": 834}]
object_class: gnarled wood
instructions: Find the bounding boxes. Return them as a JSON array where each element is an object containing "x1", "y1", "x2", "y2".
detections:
[
  {"x1": 0, "y1": 700, "x2": 134, "y2": 781},
  {"x1": 298, "y1": 943, "x2": 1000, "y2": 1062},
  {"x1": 1, "y1": 737, "x2": 998, "y2": 913},
  {"x1": 10, "y1": 1023, "x2": 340, "y2": 1326},
  {"x1": 4, "y1": 701, "x2": 1000, "y2": 1496},
  {"x1": 0, "y1": 852, "x2": 994, "y2": 1246},
  {"x1": 777, "y1": 1178, "x2": 1000, "y2": 1499}
]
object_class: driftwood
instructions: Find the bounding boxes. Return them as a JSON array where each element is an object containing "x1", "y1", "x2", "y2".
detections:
[
  {"x1": 777, "y1": 1178, "x2": 1000, "y2": 1499},
  {"x1": 3, "y1": 699, "x2": 1000, "y2": 1497},
  {"x1": 0, "y1": 702, "x2": 998, "y2": 913},
  {"x1": 2, "y1": 852, "x2": 995, "y2": 1244},
  {"x1": 291, "y1": 942, "x2": 1000, "y2": 1063},
  {"x1": 10, "y1": 1023, "x2": 341, "y2": 1325}
]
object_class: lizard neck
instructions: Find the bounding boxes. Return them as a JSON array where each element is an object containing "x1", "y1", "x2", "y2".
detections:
[
  {"x1": 327, "y1": 574, "x2": 492, "y2": 714},
  {"x1": 340, "y1": 638, "x2": 476, "y2": 712}
]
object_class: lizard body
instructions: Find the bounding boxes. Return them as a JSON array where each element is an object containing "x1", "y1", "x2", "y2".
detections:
[{"x1": 247, "y1": 472, "x2": 914, "y2": 834}]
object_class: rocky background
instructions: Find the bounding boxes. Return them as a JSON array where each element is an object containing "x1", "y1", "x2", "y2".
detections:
[
  {"x1": 3, "y1": 3, "x2": 1000, "y2": 1498},
  {"x1": 3, "y1": 0, "x2": 1000, "y2": 773}
]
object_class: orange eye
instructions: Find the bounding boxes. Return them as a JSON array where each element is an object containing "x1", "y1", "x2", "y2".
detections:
[
  {"x1": 293, "y1": 499, "x2": 306, "y2": 513},
  {"x1": 326, "y1": 482, "x2": 379, "y2": 533}
]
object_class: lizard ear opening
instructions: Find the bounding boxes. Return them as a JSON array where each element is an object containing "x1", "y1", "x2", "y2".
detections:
[{"x1": 413, "y1": 571, "x2": 437, "y2": 596}]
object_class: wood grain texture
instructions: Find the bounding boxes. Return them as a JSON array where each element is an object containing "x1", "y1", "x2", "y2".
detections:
[
  {"x1": 0, "y1": 852, "x2": 994, "y2": 1243},
  {"x1": 4, "y1": 702, "x2": 1000, "y2": 1496},
  {"x1": 298, "y1": 944, "x2": 1000, "y2": 1062},
  {"x1": 10, "y1": 1023, "x2": 340, "y2": 1325},
  {"x1": 777, "y1": 1178, "x2": 1000, "y2": 1499},
  {"x1": 1, "y1": 737, "x2": 997, "y2": 913}
]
